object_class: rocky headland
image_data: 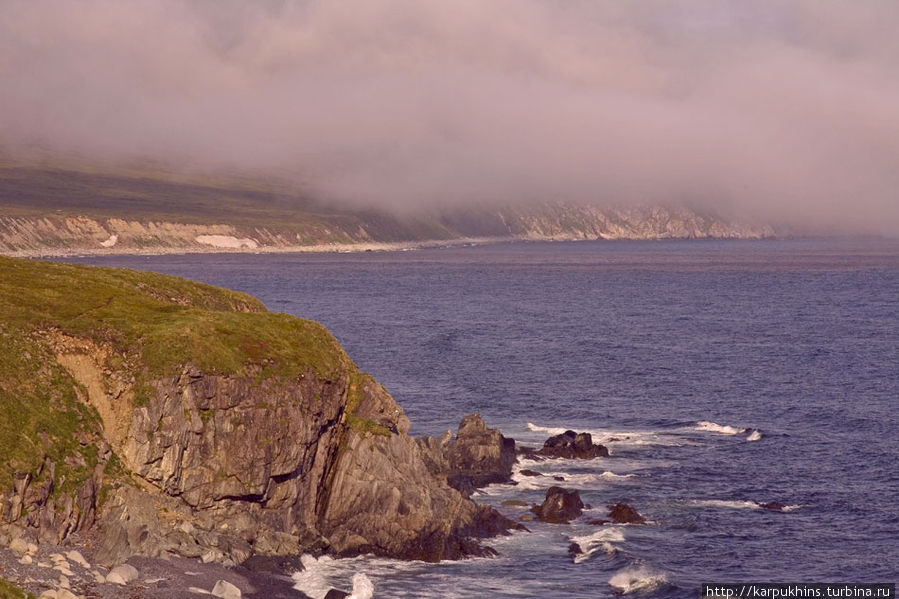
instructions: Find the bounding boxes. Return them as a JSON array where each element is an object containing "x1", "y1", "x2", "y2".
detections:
[
  {"x1": 0, "y1": 255, "x2": 652, "y2": 598},
  {"x1": 0, "y1": 257, "x2": 529, "y2": 597}
]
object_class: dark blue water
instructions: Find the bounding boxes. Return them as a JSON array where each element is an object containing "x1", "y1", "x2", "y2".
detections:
[{"x1": 64, "y1": 239, "x2": 899, "y2": 596}]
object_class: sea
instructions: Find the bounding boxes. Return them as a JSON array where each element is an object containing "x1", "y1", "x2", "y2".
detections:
[{"x1": 63, "y1": 238, "x2": 899, "y2": 598}]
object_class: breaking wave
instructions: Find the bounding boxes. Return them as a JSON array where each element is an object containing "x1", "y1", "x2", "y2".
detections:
[
  {"x1": 696, "y1": 421, "x2": 747, "y2": 435},
  {"x1": 746, "y1": 430, "x2": 763, "y2": 441},
  {"x1": 608, "y1": 566, "x2": 669, "y2": 594},
  {"x1": 569, "y1": 527, "x2": 626, "y2": 564},
  {"x1": 292, "y1": 555, "x2": 375, "y2": 599}
]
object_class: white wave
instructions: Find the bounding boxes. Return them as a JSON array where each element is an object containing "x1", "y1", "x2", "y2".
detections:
[
  {"x1": 781, "y1": 504, "x2": 802, "y2": 512},
  {"x1": 526, "y1": 422, "x2": 568, "y2": 436},
  {"x1": 569, "y1": 527, "x2": 625, "y2": 564},
  {"x1": 526, "y1": 422, "x2": 686, "y2": 450},
  {"x1": 696, "y1": 421, "x2": 747, "y2": 435},
  {"x1": 292, "y1": 555, "x2": 375, "y2": 599},
  {"x1": 600, "y1": 471, "x2": 637, "y2": 480},
  {"x1": 746, "y1": 430, "x2": 763, "y2": 441},
  {"x1": 608, "y1": 566, "x2": 668, "y2": 594},
  {"x1": 349, "y1": 573, "x2": 375, "y2": 599},
  {"x1": 691, "y1": 499, "x2": 761, "y2": 510}
]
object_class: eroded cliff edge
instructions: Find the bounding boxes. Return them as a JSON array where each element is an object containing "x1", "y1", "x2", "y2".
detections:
[{"x1": 0, "y1": 256, "x2": 511, "y2": 566}]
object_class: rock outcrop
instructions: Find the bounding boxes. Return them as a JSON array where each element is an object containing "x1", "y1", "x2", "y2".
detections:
[
  {"x1": 608, "y1": 503, "x2": 646, "y2": 525},
  {"x1": 416, "y1": 414, "x2": 516, "y2": 495},
  {"x1": 0, "y1": 256, "x2": 517, "y2": 567},
  {"x1": 531, "y1": 487, "x2": 584, "y2": 524},
  {"x1": 536, "y1": 430, "x2": 609, "y2": 459}
]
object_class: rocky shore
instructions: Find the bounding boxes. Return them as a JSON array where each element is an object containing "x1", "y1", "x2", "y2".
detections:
[{"x1": 0, "y1": 257, "x2": 654, "y2": 598}]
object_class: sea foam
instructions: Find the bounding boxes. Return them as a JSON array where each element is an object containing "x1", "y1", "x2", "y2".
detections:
[
  {"x1": 696, "y1": 421, "x2": 747, "y2": 435},
  {"x1": 608, "y1": 566, "x2": 668, "y2": 594},
  {"x1": 569, "y1": 527, "x2": 625, "y2": 564}
]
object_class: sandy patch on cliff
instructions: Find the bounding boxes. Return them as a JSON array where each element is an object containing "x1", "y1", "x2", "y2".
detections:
[{"x1": 195, "y1": 234, "x2": 258, "y2": 249}]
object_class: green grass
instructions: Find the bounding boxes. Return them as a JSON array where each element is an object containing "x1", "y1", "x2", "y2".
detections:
[
  {"x1": 0, "y1": 255, "x2": 354, "y2": 494},
  {"x1": 0, "y1": 578, "x2": 34, "y2": 599}
]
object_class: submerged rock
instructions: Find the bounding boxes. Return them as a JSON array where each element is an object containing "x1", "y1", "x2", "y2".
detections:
[
  {"x1": 608, "y1": 503, "x2": 646, "y2": 524},
  {"x1": 537, "y1": 430, "x2": 609, "y2": 459},
  {"x1": 531, "y1": 487, "x2": 584, "y2": 523},
  {"x1": 757, "y1": 501, "x2": 786, "y2": 511}
]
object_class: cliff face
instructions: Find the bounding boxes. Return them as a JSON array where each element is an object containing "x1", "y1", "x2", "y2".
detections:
[
  {"x1": 0, "y1": 257, "x2": 509, "y2": 565},
  {"x1": 0, "y1": 205, "x2": 774, "y2": 256}
]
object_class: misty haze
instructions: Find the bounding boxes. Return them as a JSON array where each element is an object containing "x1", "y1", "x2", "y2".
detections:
[
  {"x1": 1, "y1": 3, "x2": 898, "y2": 599},
  {"x1": 1, "y1": 0, "x2": 898, "y2": 234}
]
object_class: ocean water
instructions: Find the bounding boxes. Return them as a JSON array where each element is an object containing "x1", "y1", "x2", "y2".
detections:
[{"x1": 65, "y1": 239, "x2": 899, "y2": 597}]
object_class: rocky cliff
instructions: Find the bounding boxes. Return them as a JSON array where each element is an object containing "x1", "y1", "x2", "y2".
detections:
[{"x1": 0, "y1": 256, "x2": 512, "y2": 566}]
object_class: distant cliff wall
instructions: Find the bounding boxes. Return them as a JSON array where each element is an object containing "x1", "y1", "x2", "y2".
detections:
[{"x1": 0, "y1": 204, "x2": 774, "y2": 256}]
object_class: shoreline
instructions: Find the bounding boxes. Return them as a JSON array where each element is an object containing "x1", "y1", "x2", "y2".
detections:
[{"x1": 1, "y1": 234, "x2": 798, "y2": 260}]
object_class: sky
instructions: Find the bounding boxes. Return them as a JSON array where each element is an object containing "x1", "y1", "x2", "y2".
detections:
[{"x1": 1, "y1": 0, "x2": 898, "y2": 232}]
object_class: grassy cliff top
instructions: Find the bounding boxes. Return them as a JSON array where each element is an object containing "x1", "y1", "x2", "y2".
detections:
[{"x1": 0, "y1": 255, "x2": 353, "y2": 490}]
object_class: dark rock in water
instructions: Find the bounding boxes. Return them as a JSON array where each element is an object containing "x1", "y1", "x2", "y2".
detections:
[
  {"x1": 587, "y1": 518, "x2": 610, "y2": 526},
  {"x1": 323, "y1": 590, "x2": 350, "y2": 599},
  {"x1": 553, "y1": 476, "x2": 565, "y2": 481},
  {"x1": 608, "y1": 502, "x2": 646, "y2": 524},
  {"x1": 757, "y1": 501, "x2": 786, "y2": 511},
  {"x1": 537, "y1": 430, "x2": 609, "y2": 459},
  {"x1": 568, "y1": 542, "x2": 583, "y2": 558},
  {"x1": 519, "y1": 469, "x2": 543, "y2": 477},
  {"x1": 531, "y1": 487, "x2": 584, "y2": 523},
  {"x1": 416, "y1": 413, "x2": 517, "y2": 495}
]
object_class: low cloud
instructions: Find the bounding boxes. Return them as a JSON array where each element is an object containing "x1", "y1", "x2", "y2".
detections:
[{"x1": 1, "y1": 0, "x2": 898, "y2": 232}]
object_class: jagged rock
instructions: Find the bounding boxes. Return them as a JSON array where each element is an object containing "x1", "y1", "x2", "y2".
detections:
[
  {"x1": 323, "y1": 590, "x2": 349, "y2": 599},
  {"x1": 537, "y1": 431, "x2": 609, "y2": 459},
  {"x1": 416, "y1": 414, "x2": 516, "y2": 495},
  {"x1": 106, "y1": 563, "x2": 139, "y2": 585},
  {"x1": 531, "y1": 487, "x2": 584, "y2": 523},
  {"x1": 608, "y1": 503, "x2": 645, "y2": 524},
  {"x1": 211, "y1": 579, "x2": 242, "y2": 599}
]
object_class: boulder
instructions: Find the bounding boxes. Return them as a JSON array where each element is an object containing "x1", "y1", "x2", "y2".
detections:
[
  {"x1": 537, "y1": 430, "x2": 609, "y2": 459},
  {"x1": 608, "y1": 503, "x2": 645, "y2": 524},
  {"x1": 531, "y1": 487, "x2": 584, "y2": 523},
  {"x1": 106, "y1": 563, "x2": 139, "y2": 585},
  {"x1": 211, "y1": 579, "x2": 242, "y2": 599},
  {"x1": 518, "y1": 469, "x2": 542, "y2": 477},
  {"x1": 323, "y1": 590, "x2": 350, "y2": 599}
]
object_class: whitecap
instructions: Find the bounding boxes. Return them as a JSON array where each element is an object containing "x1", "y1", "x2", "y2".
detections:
[
  {"x1": 746, "y1": 430, "x2": 763, "y2": 441},
  {"x1": 696, "y1": 421, "x2": 747, "y2": 435},
  {"x1": 600, "y1": 471, "x2": 637, "y2": 480},
  {"x1": 691, "y1": 499, "x2": 761, "y2": 510},
  {"x1": 608, "y1": 566, "x2": 668, "y2": 594},
  {"x1": 569, "y1": 527, "x2": 626, "y2": 564},
  {"x1": 781, "y1": 504, "x2": 802, "y2": 512},
  {"x1": 526, "y1": 422, "x2": 568, "y2": 436}
]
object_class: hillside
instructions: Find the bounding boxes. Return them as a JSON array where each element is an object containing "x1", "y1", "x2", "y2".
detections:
[
  {"x1": 0, "y1": 162, "x2": 775, "y2": 255},
  {"x1": 0, "y1": 256, "x2": 512, "y2": 576}
]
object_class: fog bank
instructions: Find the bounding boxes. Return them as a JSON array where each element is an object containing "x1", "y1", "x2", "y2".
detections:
[{"x1": 1, "y1": 0, "x2": 898, "y2": 233}]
